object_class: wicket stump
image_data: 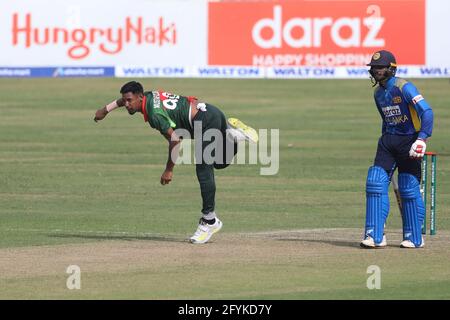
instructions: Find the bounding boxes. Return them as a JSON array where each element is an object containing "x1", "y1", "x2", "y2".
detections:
[{"x1": 421, "y1": 152, "x2": 437, "y2": 235}]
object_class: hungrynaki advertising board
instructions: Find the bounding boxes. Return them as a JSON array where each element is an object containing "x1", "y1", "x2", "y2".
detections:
[{"x1": 0, "y1": 0, "x2": 207, "y2": 66}]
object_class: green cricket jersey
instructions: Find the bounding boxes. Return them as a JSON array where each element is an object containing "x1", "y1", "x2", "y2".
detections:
[{"x1": 142, "y1": 90, "x2": 195, "y2": 135}]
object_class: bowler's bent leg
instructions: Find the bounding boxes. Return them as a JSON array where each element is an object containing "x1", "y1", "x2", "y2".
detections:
[{"x1": 213, "y1": 138, "x2": 238, "y2": 170}]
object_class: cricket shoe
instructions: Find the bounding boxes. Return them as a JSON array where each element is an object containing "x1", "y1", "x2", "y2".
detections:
[
  {"x1": 227, "y1": 118, "x2": 259, "y2": 143},
  {"x1": 360, "y1": 235, "x2": 387, "y2": 248},
  {"x1": 400, "y1": 237, "x2": 424, "y2": 248},
  {"x1": 189, "y1": 218, "x2": 223, "y2": 244}
]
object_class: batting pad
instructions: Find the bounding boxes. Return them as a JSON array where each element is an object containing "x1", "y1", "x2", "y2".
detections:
[
  {"x1": 399, "y1": 173, "x2": 425, "y2": 247},
  {"x1": 365, "y1": 166, "x2": 390, "y2": 244}
]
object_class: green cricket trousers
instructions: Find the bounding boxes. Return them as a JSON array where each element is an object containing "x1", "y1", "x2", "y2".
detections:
[{"x1": 192, "y1": 104, "x2": 238, "y2": 215}]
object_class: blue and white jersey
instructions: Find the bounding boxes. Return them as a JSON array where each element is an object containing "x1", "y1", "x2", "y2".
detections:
[{"x1": 373, "y1": 76, "x2": 433, "y2": 140}]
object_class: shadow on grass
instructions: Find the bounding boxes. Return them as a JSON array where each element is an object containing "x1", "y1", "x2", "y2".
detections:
[
  {"x1": 276, "y1": 238, "x2": 360, "y2": 248},
  {"x1": 276, "y1": 238, "x2": 403, "y2": 249},
  {"x1": 47, "y1": 232, "x2": 187, "y2": 243}
]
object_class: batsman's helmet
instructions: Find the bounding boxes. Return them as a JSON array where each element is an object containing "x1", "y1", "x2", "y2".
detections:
[
  {"x1": 367, "y1": 50, "x2": 397, "y2": 86},
  {"x1": 367, "y1": 50, "x2": 397, "y2": 68}
]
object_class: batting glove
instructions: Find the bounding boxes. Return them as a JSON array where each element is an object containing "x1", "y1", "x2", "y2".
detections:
[{"x1": 409, "y1": 139, "x2": 427, "y2": 158}]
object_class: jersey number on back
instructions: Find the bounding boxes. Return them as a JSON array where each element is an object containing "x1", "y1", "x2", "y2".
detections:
[{"x1": 160, "y1": 92, "x2": 179, "y2": 110}]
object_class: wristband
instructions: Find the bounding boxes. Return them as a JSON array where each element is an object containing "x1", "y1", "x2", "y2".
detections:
[{"x1": 105, "y1": 100, "x2": 119, "y2": 112}]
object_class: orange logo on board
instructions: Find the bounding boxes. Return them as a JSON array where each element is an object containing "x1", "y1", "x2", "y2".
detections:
[{"x1": 208, "y1": 1, "x2": 425, "y2": 66}]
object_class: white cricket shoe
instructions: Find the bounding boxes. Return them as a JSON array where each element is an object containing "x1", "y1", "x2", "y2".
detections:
[
  {"x1": 227, "y1": 118, "x2": 259, "y2": 143},
  {"x1": 189, "y1": 218, "x2": 223, "y2": 244},
  {"x1": 360, "y1": 235, "x2": 387, "y2": 248},
  {"x1": 400, "y1": 237, "x2": 424, "y2": 248}
]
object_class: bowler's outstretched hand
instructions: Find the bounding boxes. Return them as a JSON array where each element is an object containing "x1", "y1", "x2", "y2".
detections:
[{"x1": 94, "y1": 107, "x2": 108, "y2": 122}]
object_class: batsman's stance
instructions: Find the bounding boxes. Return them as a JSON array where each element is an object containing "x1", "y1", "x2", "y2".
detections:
[
  {"x1": 93, "y1": 81, "x2": 258, "y2": 244},
  {"x1": 361, "y1": 50, "x2": 434, "y2": 249}
]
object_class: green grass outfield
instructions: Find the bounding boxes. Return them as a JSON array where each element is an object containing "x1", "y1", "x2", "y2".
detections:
[{"x1": 0, "y1": 78, "x2": 449, "y2": 299}]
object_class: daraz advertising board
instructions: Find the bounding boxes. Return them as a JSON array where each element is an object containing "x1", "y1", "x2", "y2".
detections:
[{"x1": 0, "y1": 0, "x2": 449, "y2": 78}]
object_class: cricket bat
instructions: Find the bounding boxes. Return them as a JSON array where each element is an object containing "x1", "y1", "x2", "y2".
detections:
[{"x1": 391, "y1": 174, "x2": 402, "y2": 215}]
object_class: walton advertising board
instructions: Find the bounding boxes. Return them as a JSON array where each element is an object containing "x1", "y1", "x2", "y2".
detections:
[{"x1": 0, "y1": 0, "x2": 449, "y2": 78}]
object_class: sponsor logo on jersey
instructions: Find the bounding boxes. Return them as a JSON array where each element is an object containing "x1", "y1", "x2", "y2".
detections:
[
  {"x1": 412, "y1": 94, "x2": 424, "y2": 104},
  {"x1": 382, "y1": 105, "x2": 401, "y2": 117},
  {"x1": 152, "y1": 91, "x2": 161, "y2": 109}
]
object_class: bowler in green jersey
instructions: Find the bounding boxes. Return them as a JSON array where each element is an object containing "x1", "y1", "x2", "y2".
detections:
[{"x1": 94, "y1": 81, "x2": 258, "y2": 244}]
